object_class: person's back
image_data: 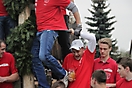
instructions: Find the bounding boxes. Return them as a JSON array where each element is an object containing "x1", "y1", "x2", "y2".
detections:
[
  {"x1": 0, "y1": 0, "x2": 8, "y2": 16},
  {"x1": 91, "y1": 70, "x2": 107, "y2": 88},
  {"x1": 35, "y1": 0, "x2": 70, "y2": 31}
]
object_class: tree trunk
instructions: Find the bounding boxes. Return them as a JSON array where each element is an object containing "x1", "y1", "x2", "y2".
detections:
[
  {"x1": 18, "y1": 5, "x2": 35, "y2": 88},
  {"x1": 23, "y1": 74, "x2": 35, "y2": 88},
  {"x1": 18, "y1": 6, "x2": 31, "y2": 24}
]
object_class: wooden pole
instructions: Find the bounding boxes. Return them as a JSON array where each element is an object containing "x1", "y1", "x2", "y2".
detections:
[
  {"x1": 18, "y1": 6, "x2": 31, "y2": 24},
  {"x1": 23, "y1": 74, "x2": 35, "y2": 88},
  {"x1": 18, "y1": 5, "x2": 35, "y2": 88}
]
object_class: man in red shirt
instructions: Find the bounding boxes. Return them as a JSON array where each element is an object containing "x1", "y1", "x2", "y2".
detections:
[
  {"x1": 31, "y1": 0, "x2": 82, "y2": 88},
  {"x1": 62, "y1": 31, "x2": 96, "y2": 88},
  {"x1": 116, "y1": 57, "x2": 132, "y2": 88},
  {"x1": 93, "y1": 38, "x2": 121, "y2": 88},
  {"x1": 0, "y1": 0, "x2": 16, "y2": 40},
  {"x1": 0, "y1": 40, "x2": 19, "y2": 88}
]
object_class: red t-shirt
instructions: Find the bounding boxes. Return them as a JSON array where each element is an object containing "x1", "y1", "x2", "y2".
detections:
[
  {"x1": 62, "y1": 48, "x2": 95, "y2": 88},
  {"x1": 0, "y1": 52, "x2": 18, "y2": 88},
  {"x1": 0, "y1": 0, "x2": 8, "y2": 16},
  {"x1": 93, "y1": 58, "x2": 121, "y2": 87},
  {"x1": 61, "y1": 7, "x2": 66, "y2": 15},
  {"x1": 35, "y1": 0, "x2": 70, "y2": 31},
  {"x1": 116, "y1": 78, "x2": 132, "y2": 88}
]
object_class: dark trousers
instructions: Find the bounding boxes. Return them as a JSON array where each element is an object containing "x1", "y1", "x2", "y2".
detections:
[
  {"x1": 57, "y1": 15, "x2": 71, "y2": 61},
  {"x1": 0, "y1": 16, "x2": 16, "y2": 40}
]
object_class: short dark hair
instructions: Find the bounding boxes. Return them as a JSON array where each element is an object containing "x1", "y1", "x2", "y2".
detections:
[
  {"x1": 51, "y1": 80, "x2": 65, "y2": 88},
  {"x1": 92, "y1": 70, "x2": 107, "y2": 84},
  {"x1": 0, "y1": 39, "x2": 5, "y2": 47},
  {"x1": 116, "y1": 57, "x2": 132, "y2": 72}
]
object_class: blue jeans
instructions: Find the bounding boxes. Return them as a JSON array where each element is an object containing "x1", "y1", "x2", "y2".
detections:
[
  {"x1": 31, "y1": 30, "x2": 66, "y2": 88},
  {"x1": 0, "y1": 16, "x2": 16, "y2": 40}
]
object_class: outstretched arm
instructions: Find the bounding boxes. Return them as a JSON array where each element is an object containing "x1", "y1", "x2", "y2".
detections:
[{"x1": 69, "y1": 28, "x2": 96, "y2": 53}]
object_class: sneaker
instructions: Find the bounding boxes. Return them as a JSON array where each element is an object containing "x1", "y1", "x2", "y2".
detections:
[{"x1": 61, "y1": 70, "x2": 68, "y2": 87}]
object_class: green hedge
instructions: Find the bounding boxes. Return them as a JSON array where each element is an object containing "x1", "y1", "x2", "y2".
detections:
[
  {"x1": 4, "y1": 0, "x2": 30, "y2": 20},
  {"x1": 6, "y1": 12, "x2": 36, "y2": 76}
]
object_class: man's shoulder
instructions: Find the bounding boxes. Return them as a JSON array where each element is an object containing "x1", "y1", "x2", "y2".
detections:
[
  {"x1": 65, "y1": 53, "x2": 74, "y2": 58},
  {"x1": 108, "y1": 58, "x2": 117, "y2": 63},
  {"x1": 3, "y1": 52, "x2": 14, "y2": 58},
  {"x1": 94, "y1": 58, "x2": 100, "y2": 62},
  {"x1": 4, "y1": 52, "x2": 13, "y2": 56}
]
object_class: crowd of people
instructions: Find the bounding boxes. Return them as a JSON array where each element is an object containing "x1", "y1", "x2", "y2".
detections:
[{"x1": 0, "y1": 0, "x2": 132, "y2": 88}]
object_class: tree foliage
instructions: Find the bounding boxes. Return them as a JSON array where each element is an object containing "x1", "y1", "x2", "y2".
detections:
[
  {"x1": 3, "y1": 0, "x2": 36, "y2": 76},
  {"x1": 85, "y1": 0, "x2": 120, "y2": 59},
  {"x1": 6, "y1": 11, "x2": 36, "y2": 75},
  {"x1": 3, "y1": 0, "x2": 30, "y2": 20}
]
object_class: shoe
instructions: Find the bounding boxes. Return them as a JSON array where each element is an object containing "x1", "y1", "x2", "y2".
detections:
[{"x1": 61, "y1": 70, "x2": 68, "y2": 87}]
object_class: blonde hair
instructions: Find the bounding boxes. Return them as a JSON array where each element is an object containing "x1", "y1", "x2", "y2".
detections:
[{"x1": 98, "y1": 38, "x2": 112, "y2": 48}]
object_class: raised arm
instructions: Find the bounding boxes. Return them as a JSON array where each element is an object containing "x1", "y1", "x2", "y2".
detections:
[{"x1": 80, "y1": 32, "x2": 96, "y2": 53}]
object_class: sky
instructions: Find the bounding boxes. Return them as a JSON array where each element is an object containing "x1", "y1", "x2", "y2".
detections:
[{"x1": 74, "y1": 0, "x2": 132, "y2": 51}]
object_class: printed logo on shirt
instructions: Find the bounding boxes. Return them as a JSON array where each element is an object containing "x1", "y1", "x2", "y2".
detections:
[
  {"x1": 104, "y1": 68, "x2": 113, "y2": 72},
  {"x1": 0, "y1": 63, "x2": 9, "y2": 67},
  {"x1": 104, "y1": 68, "x2": 113, "y2": 79},
  {"x1": 44, "y1": 0, "x2": 49, "y2": 6},
  {"x1": 105, "y1": 72, "x2": 111, "y2": 79},
  {"x1": 44, "y1": 0, "x2": 49, "y2": 3}
]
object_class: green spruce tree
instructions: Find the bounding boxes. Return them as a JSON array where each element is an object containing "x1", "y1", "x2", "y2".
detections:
[{"x1": 85, "y1": 0, "x2": 120, "y2": 59}]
